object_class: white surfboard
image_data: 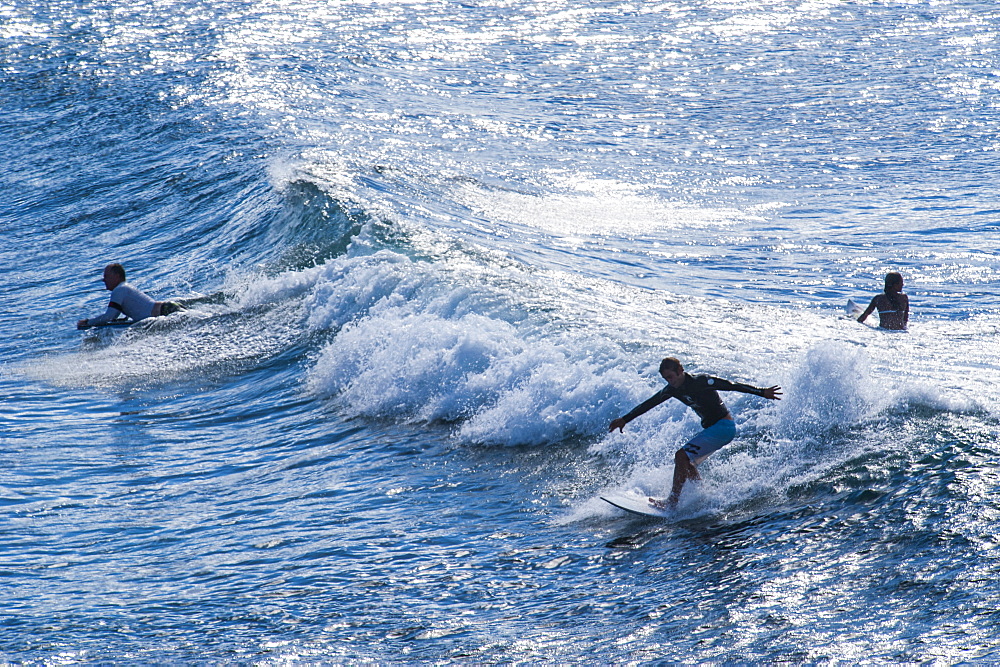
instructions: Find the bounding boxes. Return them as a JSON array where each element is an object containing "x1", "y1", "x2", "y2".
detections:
[
  {"x1": 845, "y1": 299, "x2": 864, "y2": 318},
  {"x1": 601, "y1": 493, "x2": 673, "y2": 518}
]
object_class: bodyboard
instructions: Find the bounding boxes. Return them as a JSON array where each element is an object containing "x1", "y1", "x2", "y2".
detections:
[{"x1": 93, "y1": 319, "x2": 135, "y2": 328}]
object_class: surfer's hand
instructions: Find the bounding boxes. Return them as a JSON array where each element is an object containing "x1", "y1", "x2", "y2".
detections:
[
  {"x1": 609, "y1": 418, "x2": 627, "y2": 433},
  {"x1": 762, "y1": 386, "x2": 782, "y2": 400},
  {"x1": 76, "y1": 319, "x2": 90, "y2": 329}
]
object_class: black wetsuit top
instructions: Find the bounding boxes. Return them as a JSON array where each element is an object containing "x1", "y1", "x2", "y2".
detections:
[{"x1": 620, "y1": 373, "x2": 767, "y2": 428}]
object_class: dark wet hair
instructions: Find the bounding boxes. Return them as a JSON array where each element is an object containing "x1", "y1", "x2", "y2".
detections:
[
  {"x1": 659, "y1": 357, "x2": 683, "y2": 375},
  {"x1": 884, "y1": 272, "x2": 903, "y2": 310},
  {"x1": 105, "y1": 263, "x2": 126, "y2": 282}
]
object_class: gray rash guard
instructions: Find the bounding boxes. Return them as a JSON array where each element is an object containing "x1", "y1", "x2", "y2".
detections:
[{"x1": 85, "y1": 283, "x2": 156, "y2": 326}]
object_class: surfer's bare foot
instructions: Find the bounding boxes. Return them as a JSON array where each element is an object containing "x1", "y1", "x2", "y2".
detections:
[{"x1": 649, "y1": 497, "x2": 674, "y2": 510}]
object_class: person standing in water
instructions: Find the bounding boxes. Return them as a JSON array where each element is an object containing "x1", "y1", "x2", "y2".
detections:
[
  {"x1": 857, "y1": 272, "x2": 909, "y2": 331},
  {"x1": 77, "y1": 263, "x2": 183, "y2": 329},
  {"x1": 609, "y1": 357, "x2": 781, "y2": 508}
]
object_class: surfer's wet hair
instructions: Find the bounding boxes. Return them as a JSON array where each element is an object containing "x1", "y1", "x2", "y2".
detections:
[
  {"x1": 106, "y1": 263, "x2": 126, "y2": 282},
  {"x1": 884, "y1": 272, "x2": 903, "y2": 311},
  {"x1": 659, "y1": 357, "x2": 683, "y2": 375}
]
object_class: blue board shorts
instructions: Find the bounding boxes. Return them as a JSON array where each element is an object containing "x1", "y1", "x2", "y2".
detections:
[{"x1": 682, "y1": 418, "x2": 736, "y2": 464}]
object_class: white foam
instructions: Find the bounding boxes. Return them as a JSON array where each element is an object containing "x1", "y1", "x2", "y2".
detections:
[
  {"x1": 771, "y1": 342, "x2": 889, "y2": 433},
  {"x1": 298, "y1": 249, "x2": 643, "y2": 444},
  {"x1": 256, "y1": 228, "x2": 997, "y2": 472}
]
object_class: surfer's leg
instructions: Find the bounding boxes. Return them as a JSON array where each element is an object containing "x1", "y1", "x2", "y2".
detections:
[
  {"x1": 650, "y1": 449, "x2": 700, "y2": 509},
  {"x1": 669, "y1": 448, "x2": 699, "y2": 503},
  {"x1": 157, "y1": 301, "x2": 185, "y2": 317},
  {"x1": 651, "y1": 420, "x2": 736, "y2": 509}
]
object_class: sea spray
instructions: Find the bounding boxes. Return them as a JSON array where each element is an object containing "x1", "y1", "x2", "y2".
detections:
[{"x1": 299, "y1": 252, "x2": 640, "y2": 444}]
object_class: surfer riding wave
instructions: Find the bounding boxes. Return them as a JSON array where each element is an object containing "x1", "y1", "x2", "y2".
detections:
[{"x1": 609, "y1": 357, "x2": 781, "y2": 509}]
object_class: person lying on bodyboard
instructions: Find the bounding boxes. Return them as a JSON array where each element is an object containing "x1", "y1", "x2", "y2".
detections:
[{"x1": 77, "y1": 263, "x2": 183, "y2": 329}]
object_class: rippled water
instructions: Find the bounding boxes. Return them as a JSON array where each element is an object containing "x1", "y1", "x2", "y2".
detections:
[{"x1": 3, "y1": 0, "x2": 1000, "y2": 662}]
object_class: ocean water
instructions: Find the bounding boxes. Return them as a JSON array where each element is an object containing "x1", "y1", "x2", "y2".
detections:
[{"x1": 2, "y1": 0, "x2": 1000, "y2": 661}]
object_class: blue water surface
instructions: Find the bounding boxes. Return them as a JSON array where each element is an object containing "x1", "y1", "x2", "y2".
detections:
[{"x1": 2, "y1": 0, "x2": 1000, "y2": 662}]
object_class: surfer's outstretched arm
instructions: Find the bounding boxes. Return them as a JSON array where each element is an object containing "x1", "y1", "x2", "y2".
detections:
[
  {"x1": 609, "y1": 387, "x2": 672, "y2": 433},
  {"x1": 78, "y1": 304, "x2": 123, "y2": 329},
  {"x1": 857, "y1": 297, "x2": 878, "y2": 324}
]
